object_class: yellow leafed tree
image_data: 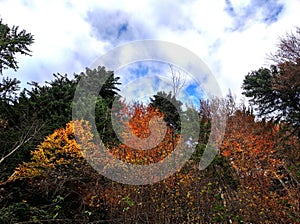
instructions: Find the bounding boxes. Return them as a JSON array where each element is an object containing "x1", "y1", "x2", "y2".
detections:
[{"x1": 9, "y1": 120, "x2": 94, "y2": 181}]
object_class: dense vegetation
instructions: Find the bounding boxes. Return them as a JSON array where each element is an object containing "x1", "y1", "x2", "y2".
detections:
[{"x1": 0, "y1": 19, "x2": 299, "y2": 223}]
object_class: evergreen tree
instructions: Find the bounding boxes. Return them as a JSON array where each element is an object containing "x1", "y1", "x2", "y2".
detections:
[
  {"x1": 242, "y1": 28, "x2": 300, "y2": 138},
  {"x1": 149, "y1": 91, "x2": 183, "y2": 134},
  {"x1": 0, "y1": 67, "x2": 121, "y2": 180},
  {"x1": 0, "y1": 18, "x2": 34, "y2": 179},
  {"x1": 0, "y1": 18, "x2": 34, "y2": 74}
]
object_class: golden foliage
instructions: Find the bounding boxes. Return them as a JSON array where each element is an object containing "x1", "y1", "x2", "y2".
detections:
[{"x1": 9, "y1": 120, "x2": 92, "y2": 181}]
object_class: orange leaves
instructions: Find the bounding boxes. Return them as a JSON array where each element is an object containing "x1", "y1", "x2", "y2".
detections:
[
  {"x1": 222, "y1": 149, "x2": 231, "y2": 157},
  {"x1": 221, "y1": 110, "x2": 281, "y2": 173},
  {"x1": 216, "y1": 107, "x2": 300, "y2": 222},
  {"x1": 8, "y1": 101, "x2": 180, "y2": 182},
  {"x1": 220, "y1": 110, "x2": 286, "y2": 206},
  {"x1": 108, "y1": 103, "x2": 180, "y2": 165}
]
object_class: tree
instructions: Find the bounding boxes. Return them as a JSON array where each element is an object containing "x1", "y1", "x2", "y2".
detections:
[
  {"x1": 74, "y1": 66, "x2": 121, "y2": 146},
  {"x1": 0, "y1": 77, "x2": 20, "y2": 103},
  {"x1": 9, "y1": 120, "x2": 93, "y2": 181},
  {"x1": 150, "y1": 91, "x2": 183, "y2": 134},
  {"x1": 220, "y1": 108, "x2": 299, "y2": 222},
  {"x1": 108, "y1": 102, "x2": 180, "y2": 165},
  {"x1": 0, "y1": 18, "x2": 34, "y2": 74},
  {"x1": 23, "y1": 73, "x2": 79, "y2": 132},
  {"x1": 0, "y1": 19, "x2": 37, "y2": 179},
  {"x1": 169, "y1": 64, "x2": 186, "y2": 98},
  {"x1": 242, "y1": 67, "x2": 279, "y2": 118},
  {"x1": 2, "y1": 120, "x2": 108, "y2": 222},
  {"x1": 269, "y1": 27, "x2": 300, "y2": 65},
  {"x1": 22, "y1": 67, "x2": 121, "y2": 135},
  {"x1": 242, "y1": 27, "x2": 300, "y2": 138},
  {"x1": 0, "y1": 67, "x2": 121, "y2": 180},
  {"x1": 0, "y1": 73, "x2": 78, "y2": 180}
]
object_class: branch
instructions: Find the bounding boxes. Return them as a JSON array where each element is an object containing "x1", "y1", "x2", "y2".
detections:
[
  {"x1": 0, "y1": 121, "x2": 44, "y2": 165},
  {"x1": 169, "y1": 64, "x2": 186, "y2": 97}
]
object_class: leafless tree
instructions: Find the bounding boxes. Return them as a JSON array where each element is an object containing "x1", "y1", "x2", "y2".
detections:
[
  {"x1": 169, "y1": 64, "x2": 186, "y2": 98},
  {"x1": 269, "y1": 27, "x2": 300, "y2": 64}
]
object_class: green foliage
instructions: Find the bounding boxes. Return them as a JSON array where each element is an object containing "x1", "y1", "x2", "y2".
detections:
[
  {"x1": 0, "y1": 18, "x2": 34, "y2": 74},
  {"x1": 190, "y1": 100, "x2": 212, "y2": 162},
  {"x1": 121, "y1": 195, "x2": 135, "y2": 212},
  {"x1": 150, "y1": 91, "x2": 182, "y2": 133},
  {"x1": 0, "y1": 66, "x2": 121, "y2": 180},
  {"x1": 73, "y1": 66, "x2": 121, "y2": 146},
  {"x1": 0, "y1": 201, "x2": 51, "y2": 223},
  {"x1": 23, "y1": 73, "x2": 78, "y2": 132},
  {"x1": 242, "y1": 28, "x2": 300, "y2": 138},
  {"x1": 0, "y1": 77, "x2": 20, "y2": 103},
  {"x1": 0, "y1": 18, "x2": 36, "y2": 180},
  {"x1": 242, "y1": 66, "x2": 298, "y2": 124}
]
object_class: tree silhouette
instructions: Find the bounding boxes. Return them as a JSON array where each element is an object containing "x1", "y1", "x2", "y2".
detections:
[{"x1": 0, "y1": 18, "x2": 34, "y2": 74}]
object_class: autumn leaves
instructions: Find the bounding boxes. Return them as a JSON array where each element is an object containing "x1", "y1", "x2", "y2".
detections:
[{"x1": 5, "y1": 97, "x2": 300, "y2": 222}]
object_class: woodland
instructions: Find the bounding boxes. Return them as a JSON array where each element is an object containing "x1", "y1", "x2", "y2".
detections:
[{"x1": 0, "y1": 19, "x2": 299, "y2": 223}]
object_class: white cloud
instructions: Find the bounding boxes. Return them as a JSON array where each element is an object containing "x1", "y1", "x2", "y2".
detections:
[
  {"x1": 1, "y1": 0, "x2": 300, "y2": 104},
  {"x1": 1, "y1": 0, "x2": 103, "y2": 84}
]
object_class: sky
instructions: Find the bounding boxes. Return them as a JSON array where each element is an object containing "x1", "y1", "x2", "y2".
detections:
[{"x1": 1, "y1": 0, "x2": 300, "y2": 107}]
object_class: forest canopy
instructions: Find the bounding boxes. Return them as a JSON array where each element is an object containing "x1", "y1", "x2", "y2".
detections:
[{"x1": 0, "y1": 18, "x2": 299, "y2": 223}]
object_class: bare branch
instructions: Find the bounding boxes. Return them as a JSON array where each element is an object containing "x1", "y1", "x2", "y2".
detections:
[
  {"x1": 0, "y1": 121, "x2": 45, "y2": 165},
  {"x1": 169, "y1": 64, "x2": 186, "y2": 97},
  {"x1": 269, "y1": 27, "x2": 300, "y2": 64}
]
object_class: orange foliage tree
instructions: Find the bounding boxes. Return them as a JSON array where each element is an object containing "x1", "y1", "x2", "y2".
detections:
[
  {"x1": 220, "y1": 108, "x2": 299, "y2": 222},
  {"x1": 108, "y1": 103, "x2": 180, "y2": 165}
]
